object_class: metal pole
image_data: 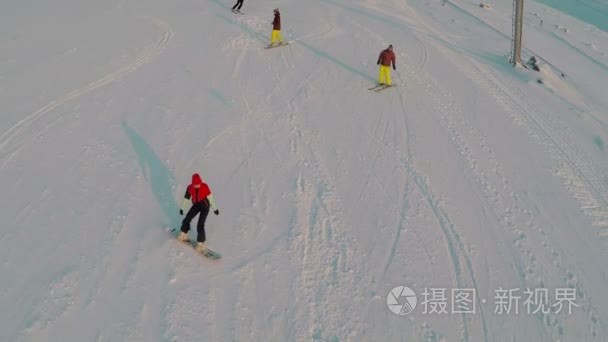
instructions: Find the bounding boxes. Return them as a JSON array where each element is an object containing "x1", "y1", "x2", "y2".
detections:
[{"x1": 512, "y1": 0, "x2": 524, "y2": 65}]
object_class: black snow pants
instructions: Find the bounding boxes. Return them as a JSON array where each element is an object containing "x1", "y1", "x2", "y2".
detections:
[
  {"x1": 232, "y1": 0, "x2": 243, "y2": 10},
  {"x1": 180, "y1": 202, "x2": 210, "y2": 242}
]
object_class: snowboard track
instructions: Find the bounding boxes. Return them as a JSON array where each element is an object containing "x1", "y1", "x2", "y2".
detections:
[{"x1": 428, "y1": 37, "x2": 605, "y2": 339}]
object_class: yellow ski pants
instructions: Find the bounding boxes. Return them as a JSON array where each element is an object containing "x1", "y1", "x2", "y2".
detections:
[
  {"x1": 378, "y1": 65, "x2": 392, "y2": 85},
  {"x1": 271, "y1": 30, "x2": 283, "y2": 45}
]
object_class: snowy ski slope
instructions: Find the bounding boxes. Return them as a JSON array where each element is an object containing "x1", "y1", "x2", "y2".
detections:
[{"x1": 1, "y1": 0, "x2": 608, "y2": 341}]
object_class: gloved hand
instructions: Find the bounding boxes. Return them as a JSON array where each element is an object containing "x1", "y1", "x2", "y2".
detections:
[
  {"x1": 179, "y1": 209, "x2": 183, "y2": 215},
  {"x1": 393, "y1": 66, "x2": 396, "y2": 70},
  {"x1": 214, "y1": 209, "x2": 219, "y2": 216}
]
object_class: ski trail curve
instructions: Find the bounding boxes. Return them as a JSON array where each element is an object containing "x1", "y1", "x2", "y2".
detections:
[
  {"x1": 424, "y1": 35, "x2": 606, "y2": 339},
  {"x1": 395, "y1": 68, "x2": 490, "y2": 342},
  {"x1": 388, "y1": 4, "x2": 606, "y2": 336},
  {"x1": 333, "y1": 0, "x2": 487, "y2": 336},
  {"x1": 0, "y1": 17, "x2": 173, "y2": 164}
]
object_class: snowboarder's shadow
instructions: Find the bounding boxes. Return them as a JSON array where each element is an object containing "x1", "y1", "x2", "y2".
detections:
[{"x1": 122, "y1": 121, "x2": 180, "y2": 225}]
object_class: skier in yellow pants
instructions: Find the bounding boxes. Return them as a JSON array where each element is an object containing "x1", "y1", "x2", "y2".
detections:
[
  {"x1": 269, "y1": 8, "x2": 283, "y2": 46},
  {"x1": 376, "y1": 44, "x2": 396, "y2": 86}
]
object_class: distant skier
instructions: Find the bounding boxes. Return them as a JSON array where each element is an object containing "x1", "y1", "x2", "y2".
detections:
[
  {"x1": 178, "y1": 173, "x2": 219, "y2": 252},
  {"x1": 377, "y1": 44, "x2": 396, "y2": 86},
  {"x1": 232, "y1": 0, "x2": 244, "y2": 13},
  {"x1": 269, "y1": 8, "x2": 283, "y2": 47}
]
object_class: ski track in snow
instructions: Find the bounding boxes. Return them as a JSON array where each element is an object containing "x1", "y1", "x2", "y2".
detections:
[
  {"x1": 416, "y1": 0, "x2": 608, "y2": 240},
  {"x1": 473, "y1": 60, "x2": 606, "y2": 340},
  {"x1": 396, "y1": 75, "x2": 488, "y2": 341},
  {"x1": 409, "y1": 55, "x2": 559, "y2": 339},
  {"x1": 423, "y1": 0, "x2": 606, "y2": 336},
  {"x1": 337, "y1": 1, "x2": 487, "y2": 339},
  {"x1": 245, "y1": 68, "x2": 364, "y2": 340},
  {"x1": 421, "y1": 29, "x2": 608, "y2": 234},
  {"x1": 436, "y1": 2, "x2": 608, "y2": 233},
  {"x1": 327, "y1": 6, "x2": 483, "y2": 341},
  {"x1": 356, "y1": 0, "x2": 607, "y2": 339},
  {"x1": 0, "y1": 17, "x2": 173, "y2": 168},
  {"x1": 416, "y1": 19, "x2": 606, "y2": 342},
  {"x1": 2, "y1": 16, "x2": 174, "y2": 342}
]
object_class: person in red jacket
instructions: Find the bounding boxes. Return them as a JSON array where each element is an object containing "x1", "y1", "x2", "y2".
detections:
[
  {"x1": 377, "y1": 44, "x2": 396, "y2": 86},
  {"x1": 269, "y1": 8, "x2": 283, "y2": 47},
  {"x1": 178, "y1": 173, "x2": 219, "y2": 252}
]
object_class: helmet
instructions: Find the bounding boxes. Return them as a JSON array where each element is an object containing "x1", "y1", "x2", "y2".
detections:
[
  {"x1": 388, "y1": 44, "x2": 393, "y2": 50},
  {"x1": 274, "y1": 8, "x2": 279, "y2": 13}
]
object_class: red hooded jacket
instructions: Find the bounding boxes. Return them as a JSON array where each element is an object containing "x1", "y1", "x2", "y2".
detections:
[{"x1": 186, "y1": 173, "x2": 212, "y2": 205}]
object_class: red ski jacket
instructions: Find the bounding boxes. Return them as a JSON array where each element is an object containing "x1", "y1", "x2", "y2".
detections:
[
  {"x1": 377, "y1": 49, "x2": 396, "y2": 69},
  {"x1": 272, "y1": 12, "x2": 281, "y2": 30},
  {"x1": 186, "y1": 173, "x2": 212, "y2": 205}
]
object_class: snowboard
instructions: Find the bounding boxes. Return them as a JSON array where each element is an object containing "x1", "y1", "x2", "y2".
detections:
[
  {"x1": 370, "y1": 84, "x2": 397, "y2": 92},
  {"x1": 168, "y1": 228, "x2": 222, "y2": 259},
  {"x1": 265, "y1": 41, "x2": 291, "y2": 49}
]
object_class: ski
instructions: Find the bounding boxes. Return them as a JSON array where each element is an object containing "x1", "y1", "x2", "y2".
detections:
[
  {"x1": 368, "y1": 84, "x2": 384, "y2": 90},
  {"x1": 168, "y1": 228, "x2": 222, "y2": 259},
  {"x1": 231, "y1": 9, "x2": 243, "y2": 14},
  {"x1": 374, "y1": 84, "x2": 397, "y2": 92},
  {"x1": 265, "y1": 41, "x2": 291, "y2": 49}
]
